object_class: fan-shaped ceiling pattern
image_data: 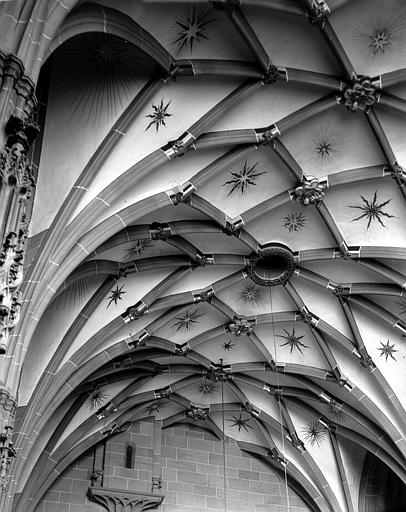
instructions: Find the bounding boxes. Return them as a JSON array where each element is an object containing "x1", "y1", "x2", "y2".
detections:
[{"x1": 9, "y1": 1, "x2": 406, "y2": 512}]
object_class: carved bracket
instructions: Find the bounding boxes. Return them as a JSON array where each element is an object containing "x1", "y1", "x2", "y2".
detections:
[{"x1": 87, "y1": 487, "x2": 164, "y2": 512}]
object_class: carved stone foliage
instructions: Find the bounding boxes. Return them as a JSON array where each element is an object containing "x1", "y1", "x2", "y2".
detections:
[
  {"x1": 87, "y1": 487, "x2": 164, "y2": 512},
  {"x1": 0, "y1": 425, "x2": 16, "y2": 491},
  {"x1": 0, "y1": 115, "x2": 39, "y2": 355},
  {"x1": 307, "y1": 0, "x2": 330, "y2": 23},
  {"x1": 185, "y1": 405, "x2": 209, "y2": 421},
  {"x1": 339, "y1": 77, "x2": 380, "y2": 113},
  {"x1": 227, "y1": 317, "x2": 254, "y2": 336},
  {"x1": 292, "y1": 176, "x2": 325, "y2": 206}
]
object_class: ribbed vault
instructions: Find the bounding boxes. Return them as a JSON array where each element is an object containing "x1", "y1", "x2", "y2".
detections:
[{"x1": 4, "y1": 1, "x2": 406, "y2": 511}]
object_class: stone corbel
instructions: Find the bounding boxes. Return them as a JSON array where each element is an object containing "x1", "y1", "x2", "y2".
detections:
[{"x1": 87, "y1": 487, "x2": 164, "y2": 512}]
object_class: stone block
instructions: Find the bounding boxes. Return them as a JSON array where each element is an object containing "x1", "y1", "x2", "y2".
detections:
[
  {"x1": 42, "y1": 490, "x2": 59, "y2": 502},
  {"x1": 216, "y1": 488, "x2": 239, "y2": 500},
  {"x1": 239, "y1": 490, "x2": 265, "y2": 503},
  {"x1": 59, "y1": 492, "x2": 85, "y2": 505},
  {"x1": 226, "y1": 455, "x2": 251, "y2": 470},
  {"x1": 167, "y1": 458, "x2": 196, "y2": 472},
  {"x1": 187, "y1": 438, "x2": 214, "y2": 452},
  {"x1": 206, "y1": 496, "x2": 224, "y2": 509},
  {"x1": 178, "y1": 470, "x2": 208, "y2": 485},
  {"x1": 161, "y1": 445, "x2": 176, "y2": 459},
  {"x1": 132, "y1": 434, "x2": 152, "y2": 448},
  {"x1": 226, "y1": 499, "x2": 256, "y2": 512},
  {"x1": 208, "y1": 474, "x2": 224, "y2": 488},
  {"x1": 192, "y1": 484, "x2": 217, "y2": 497},
  {"x1": 195, "y1": 463, "x2": 213, "y2": 474},
  {"x1": 208, "y1": 452, "x2": 223, "y2": 466},
  {"x1": 177, "y1": 448, "x2": 208, "y2": 464},
  {"x1": 227, "y1": 476, "x2": 250, "y2": 491},
  {"x1": 72, "y1": 479, "x2": 90, "y2": 494},
  {"x1": 114, "y1": 467, "x2": 139, "y2": 479},
  {"x1": 165, "y1": 434, "x2": 188, "y2": 448},
  {"x1": 52, "y1": 477, "x2": 73, "y2": 492},
  {"x1": 260, "y1": 472, "x2": 282, "y2": 483},
  {"x1": 162, "y1": 468, "x2": 177, "y2": 482},
  {"x1": 138, "y1": 469, "x2": 152, "y2": 481},
  {"x1": 167, "y1": 481, "x2": 193, "y2": 493},
  {"x1": 43, "y1": 503, "x2": 69, "y2": 512},
  {"x1": 238, "y1": 469, "x2": 260, "y2": 481},
  {"x1": 76, "y1": 456, "x2": 93, "y2": 470},
  {"x1": 177, "y1": 492, "x2": 206, "y2": 508},
  {"x1": 104, "y1": 476, "x2": 127, "y2": 489},
  {"x1": 250, "y1": 481, "x2": 281, "y2": 495}
]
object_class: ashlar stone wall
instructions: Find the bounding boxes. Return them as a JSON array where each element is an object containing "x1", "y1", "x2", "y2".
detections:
[{"x1": 34, "y1": 420, "x2": 311, "y2": 512}]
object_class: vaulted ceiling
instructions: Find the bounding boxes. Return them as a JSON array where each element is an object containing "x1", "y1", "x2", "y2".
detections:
[{"x1": 6, "y1": 1, "x2": 406, "y2": 511}]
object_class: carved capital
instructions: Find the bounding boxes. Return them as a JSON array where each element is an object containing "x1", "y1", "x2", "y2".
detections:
[{"x1": 87, "y1": 487, "x2": 164, "y2": 511}]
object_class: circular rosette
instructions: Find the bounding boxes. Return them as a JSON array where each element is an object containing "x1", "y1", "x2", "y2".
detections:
[{"x1": 247, "y1": 243, "x2": 295, "y2": 287}]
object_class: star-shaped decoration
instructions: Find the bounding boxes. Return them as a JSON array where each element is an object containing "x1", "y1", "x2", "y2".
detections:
[
  {"x1": 378, "y1": 340, "x2": 397, "y2": 362},
  {"x1": 145, "y1": 98, "x2": 172, "y2": 132},
  {"x1": 145, "y1": 400, "x2": 165, "y2": 416},
  {"x1": 240, "y1": 284, "x2": 262, "y2": 304},
  {"x1": 125, "y1": 239, "x2": 152, "y2": 260},
  {"x1": 106, "y1": 284, "x2": 126, "y2": 308},
  {"x1": 369, "y1": 30, "x2": 390, "y2": 53},
  {"x1": 397, "y1": 297, "x2": 406, "y2": 317},
  {"x1": 315, "y1": 137, "x2": 335, "y2": 159},
  {"x1": 223, "y1": 161, "x2": 265, "y2": 196},
  {"x1": 87, "y1": 386, "x2": 108, "y2": 410},
  {"x1": 172, "y1": 307, "x2": 203, "y2": 332},
  {"x1": 349, "y1": 191, "x2": 395, "y2": 229},
  {"x1": 173, "y1": 6, "x2": 215, "y2": 53},
  {"x1": 222, "y1": 341, "x2": 235, "y2": 351},
  {"x1": 302, "y1": 421, "x2": 327, "y2": 447},
  {"x1": 277, "y1": 328, "x2": 309, "y2": 355},
  {"x1": 228, "y1": 414, "x2": 253, "y2": 432},
  {"x1": 199, "y1": 380, "x2": 217, "y2": 394},
  {"x1": 283, "y1": 212, "x2": 306, "y2": 232}
]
